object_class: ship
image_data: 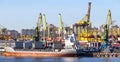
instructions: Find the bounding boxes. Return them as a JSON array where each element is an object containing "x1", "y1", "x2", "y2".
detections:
[{"x1": 2, "y1": 35, "x2": 83, "y2": 57}]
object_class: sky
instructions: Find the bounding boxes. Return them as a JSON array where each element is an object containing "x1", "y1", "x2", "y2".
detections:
[{"x1": 0, "y1": 0, "x2": 120, "y2": 32}]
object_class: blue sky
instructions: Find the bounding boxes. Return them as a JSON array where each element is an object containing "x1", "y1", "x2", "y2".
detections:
[{"x1": 0, "y1": 0, "x2": 120, "y2": 32}]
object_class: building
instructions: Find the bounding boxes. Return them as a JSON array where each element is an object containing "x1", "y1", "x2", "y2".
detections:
[
  {"x1": 1, "y1": 29, "x2": 20, "y2": 40},
  {"x1": 9, "y1": 30, "x2": 20, "y2": 39},
  {"x1": 21, "y1": 29, "x2": 35, "y2": 36},
  {"x1": 21, "y1": 29, "x2": 35, "y2": 40}
]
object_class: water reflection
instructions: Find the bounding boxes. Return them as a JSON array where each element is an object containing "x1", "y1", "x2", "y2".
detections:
[
  {"x1": 1, "y1": 56, "x2": 120, "y2": 62},
  {"x1": 103, "y1": 58, "x2": 109, "y2": 62},
  {"x1": 62, "y1": 57, "x2": 78, "y2": 62}
]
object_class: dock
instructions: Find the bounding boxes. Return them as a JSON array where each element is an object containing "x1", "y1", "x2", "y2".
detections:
[
  {"x1": 78, "y1": 53, "x2": 120, "y2": 58},
  {"x1": 93, "y1": 53, "x2": 120, "y2": 58}
]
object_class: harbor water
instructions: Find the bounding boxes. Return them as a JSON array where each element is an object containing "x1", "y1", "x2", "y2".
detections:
[{"x1": 0, "y1": 56, "x2": 120, "y2": 62}]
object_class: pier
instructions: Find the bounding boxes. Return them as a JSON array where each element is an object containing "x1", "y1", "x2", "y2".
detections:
[{"x1": 93, "y1": 53, "x2": 120, "y2": 58}]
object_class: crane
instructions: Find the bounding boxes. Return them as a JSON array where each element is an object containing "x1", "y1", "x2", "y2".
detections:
[
  {"x1": 58, "y1": 13, "x2": 63, "y2": 39},
  {"x1": 43, "y1": 14, "x2": 47, "y2": 40},
  {"x1": 59, "y1": 13, "x2": 63, "y2": 30},
  {"x1": 34, "y1": 13, "x2": 43, "y2": 41},
  {"x1": 100, "y1": 10, "x2": 112, "y2": 50},
  {"x1": 87, "y1": 2, "x2": 91, "y2": 22},
  {"x1": 104, "y1": 10, "x2": 112, "y2": 45},
  {"x1": 59, "y1": 13, "x2": 64, "y2": 38}
]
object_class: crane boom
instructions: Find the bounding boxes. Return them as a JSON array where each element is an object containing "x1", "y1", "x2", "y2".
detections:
[
  {"x1": 43, "y1": 14, "x2": 47, "y2": 30},
  {"x1": 43, "y1": 14, "x2": 47, "y2": 40},
  {"x1": 106, "y1": 10, "x2": 112, "y2": 28},
  {"x1": 35, "y1": 13, "x2": 43, "y2": 41},
  {"x1": 87, "y1": 2, "x2": 91, "y2": 22},
  {"x1": 37, "y1": 13, "x2": 43, "y2": 31},
  {"x1": 59, "y1": 13, "x2": 63, "y2": 30}
]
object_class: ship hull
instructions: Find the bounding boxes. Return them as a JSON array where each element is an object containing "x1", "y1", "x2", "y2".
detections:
[{"x1": 3, "y1": 51, "x2": 78, "y2": 57}]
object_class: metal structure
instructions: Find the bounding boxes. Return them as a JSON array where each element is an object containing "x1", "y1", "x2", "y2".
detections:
[
  {"x1": 100, "y1": 10, "x2": 112, "y2": 50},
  {"x1": 34, "y1": 13, "x2": 43, "y2": 41},
  {"x1": 103, "y1": 10, "x2": 112, "y2": 46},
  {"x1": 87, "y1": 2, "x2": 91, "y2": 22},
  {"x1": 73, "y1": 2, "x2": 92, "y2": 41},
  {"x1": 58, "y1": 13, "x2": 63, "y2": 39},
  {"x1": 43, "y1": 14, "x2": 47, "y2": 40}
]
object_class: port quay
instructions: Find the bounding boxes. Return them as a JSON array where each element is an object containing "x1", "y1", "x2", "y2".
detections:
[{"x1": 0, "y1": 2, "x2": 120, "y2": 59}]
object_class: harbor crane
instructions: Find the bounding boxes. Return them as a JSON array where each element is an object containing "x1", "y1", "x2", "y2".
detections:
[
  {"x1": 34, "y1": 13, "x2": 43, "y2": 41},
  {"x1": 58, "y1": 13, "x2": 66, "y2": 40},
  {"x1": 73, "y1": 2, "x2": 92, "y2": 41},
  {"x1": 43, "y1": 14, "x2": 47, "y2": 40},
  {"x1": 100, "y1": 10, "x2": 112, "y2": 52},
  {"x1": 103, "y1": 10, "x2": 112, "y2": 47}
]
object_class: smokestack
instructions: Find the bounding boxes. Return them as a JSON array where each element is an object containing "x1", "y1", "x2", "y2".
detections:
[{"x1": 87, "y1": 2, "x2": 91, "y2": 22}]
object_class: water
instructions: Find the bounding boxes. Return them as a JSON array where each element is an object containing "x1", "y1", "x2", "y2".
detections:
[{"x1": 0, "y1": 56, "x2": 120, "y2": 62}]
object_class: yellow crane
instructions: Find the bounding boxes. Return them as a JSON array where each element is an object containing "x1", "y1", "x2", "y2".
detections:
[
  {"x1": 59, "y1": 13, "x2": 63, "y2": 30},
  {"x1": 58, "y1": 13, "x2": 63, "y2": 39},
  {"x1": 34, "y1": 13, "x2": 43, "y2": 41},
  {"x1": 73, "y1": 2, "x2": 93, "y2": 42},
  {"x1": 43, "y1": 14, "x2": 47, "y2": 40},
  {"x1": 106, "y1": 10, "x2": 112, "y2": 30}
]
